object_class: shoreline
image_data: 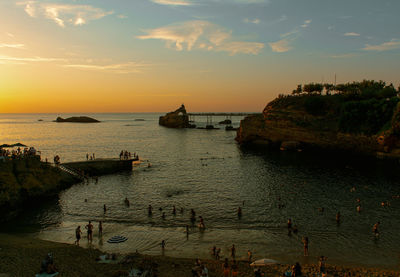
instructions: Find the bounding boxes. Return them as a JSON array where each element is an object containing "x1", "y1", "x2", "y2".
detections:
[{"x1": 0, "y1": 233, "x2": 398, "y2": 276}]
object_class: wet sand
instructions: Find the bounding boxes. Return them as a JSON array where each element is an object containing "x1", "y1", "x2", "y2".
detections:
[{"x1": 0, "y1": 233, "x2": 398, "y2": 277}]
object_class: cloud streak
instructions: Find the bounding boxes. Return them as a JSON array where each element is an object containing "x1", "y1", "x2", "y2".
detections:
[
  {"x1": 344, "y1": 32, "x2": 360, "y2": 37},
  {"x1": 17, "y1": 1, "x2": 113, "y2": 27},
  {"x1": 0, "y1": 43, "x2": 25, "y2": 49},
  {"x1": 0, "y1": 55, "x2": 63, "y2": 63},
  {"x1": 269, "y1": 19, "x2": 311, "y2": 53},
  {"x1": 151, "y1": 0, "x2": 193, "y2": 6},
  {"x1": 362, "y1": 39, "x2": 400, "y2": 51},
  {"x1": 63, "y1": 62, "x2": 149, "y2": 74},
  {"x1": 137, "y1": 20, "x2": 264, "y2": 55}
]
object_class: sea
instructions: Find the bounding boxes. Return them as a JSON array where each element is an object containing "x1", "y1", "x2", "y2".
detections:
[{"x1": 0, "y1": 113, "x2": 399, "y2": 269}]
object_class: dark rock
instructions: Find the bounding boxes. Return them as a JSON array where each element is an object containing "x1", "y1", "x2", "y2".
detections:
[
  {"x1": 55, "y1": 116, "x2": 100, "y2": 123},
  {"x1": 219, "y1": 119, "x2": 232, "y2": 124},
  {"x1": 159, "y1": 104, "x2": 190, "y2": 128}
]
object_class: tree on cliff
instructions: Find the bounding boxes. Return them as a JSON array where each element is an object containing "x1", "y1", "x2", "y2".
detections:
[
  {"x1": 303, "y1": 83, "x2": 323, "y2": 94},
  {"x1": 292, "y1": 84, "x2": 303, "y2": 95}
]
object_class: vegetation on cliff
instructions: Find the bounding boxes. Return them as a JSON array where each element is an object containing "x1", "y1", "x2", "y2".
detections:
[
  {"x1": 270, "y1": 80, "x2": 400, "y2": 135},
  {"x1": 0, "y1": 158, "x2": 79, "y2": 221}
]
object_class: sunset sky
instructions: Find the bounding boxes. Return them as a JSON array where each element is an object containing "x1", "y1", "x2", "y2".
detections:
[{"x1": 1, "y1": 0, "x2": 399, "y2": 113}]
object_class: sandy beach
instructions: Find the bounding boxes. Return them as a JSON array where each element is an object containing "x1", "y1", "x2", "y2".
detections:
[{"x1": 0, "y1": 233, "x2": 398, "y2": 277}]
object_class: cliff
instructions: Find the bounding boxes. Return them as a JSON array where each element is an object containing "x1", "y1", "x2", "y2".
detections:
[
  {"x1": 159, "y1": 104, "x2": 191, "y2": 128},
  {"x1": 236, "y1": 94, "x2": 400, "y2": 159},
  {"x1": 0, "y1": 157, "x2": 80, "y2": 222},
  {"x1": 55, "y1": 116, "x2": 100, "y2": 123}
]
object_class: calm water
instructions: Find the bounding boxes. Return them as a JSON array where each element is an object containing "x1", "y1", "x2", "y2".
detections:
[{"x1": 1, "y1": 113, "x2": 400, "y2": 268}]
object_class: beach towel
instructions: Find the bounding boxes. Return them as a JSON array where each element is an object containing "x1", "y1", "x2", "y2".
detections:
[
  {"x1": 128, "y1": 268, "x2": 149, "y2": 277},
  {"x1": 96, "y1": 255, "x2": 121, "y2": 264},
  {"x1": 35, "y1": 272, "x2": 59, "y2": 277}
]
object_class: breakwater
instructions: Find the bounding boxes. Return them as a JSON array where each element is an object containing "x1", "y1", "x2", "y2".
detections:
[{"x1": 62, "y1": 158, "x2": 137, "y2": 176}]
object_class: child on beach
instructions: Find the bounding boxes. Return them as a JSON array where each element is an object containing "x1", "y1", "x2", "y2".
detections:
[{"x1": 222, "y1": 258, "x2": 230, "y2": 277}]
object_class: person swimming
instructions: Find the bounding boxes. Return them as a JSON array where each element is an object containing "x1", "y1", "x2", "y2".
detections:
[
  {"x1": 372, "y1": 222, "x2": 380, "y2": 236},
  {"x1": 237, "y1": 207, "x2": 242, "y2": 217},
  {"x1": 287, "y1": 218, "x2": 292, "y2": 229},
  {"x1": 198, "y1": 216, "x2": 205, "y2": 229}
]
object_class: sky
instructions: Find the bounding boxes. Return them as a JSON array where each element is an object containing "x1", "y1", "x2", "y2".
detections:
[{"x1": 0, "y1": 0, "x2": 400, "y2": 113}]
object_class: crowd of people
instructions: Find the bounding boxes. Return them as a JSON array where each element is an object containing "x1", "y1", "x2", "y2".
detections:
[
  {"x1": 0, "y1": 146, "x2": 39, "y2": 161},
  {"x1": 119, "y1": 150, "x2": 139, "y2": 160}
]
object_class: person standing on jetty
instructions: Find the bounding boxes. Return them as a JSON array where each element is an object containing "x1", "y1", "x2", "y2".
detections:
[
  {"x1": 75, "y1": 226, "x2": 82, "y2": 245},
  {"x1": 85, "y1": 221, "x2": 93, "y2": 242},
  {"x1": 124, "y1": 197, "x2": 130, "y2": 207},
  {"x1": 103, "y1": 204, "x2": 107, "y2": 213}
]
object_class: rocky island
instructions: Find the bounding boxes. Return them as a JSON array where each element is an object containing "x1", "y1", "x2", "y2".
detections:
[
  {"x1": 54, "y1": 116, "x2": 100, "y2": 123},
  {"x1": 236, "y1": 80, "x2": 400, "y2": 159},
  {"x1": 159, "y1": 104, "x2": 193, "y2": 128}
]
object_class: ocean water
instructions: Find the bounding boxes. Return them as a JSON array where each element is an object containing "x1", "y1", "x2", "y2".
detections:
[{"x1": 1, "y1": 113, "x2": 400, "y2": 269}]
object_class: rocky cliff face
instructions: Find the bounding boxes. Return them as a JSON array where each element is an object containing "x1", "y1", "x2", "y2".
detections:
[
  {"x1": 159, "y1": 104, "x2": 190, "y2": 128},
  {"x1": 0, "y1": 158, "x2": 80, "y2": 222},
  {"x1": 236, "y1": 98, "x2": 400, "y2": 159}
]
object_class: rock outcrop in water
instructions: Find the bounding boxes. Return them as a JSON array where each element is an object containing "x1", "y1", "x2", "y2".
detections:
[
  {"x1": 236, "y1": 92, "x2": 400, "y2": 159},
  {"x1": 159, "y1": 104, "x2": 191, "y2": 128},
  {"x1": 55, "y1": 116, "x2": 100, "y2": 123}
]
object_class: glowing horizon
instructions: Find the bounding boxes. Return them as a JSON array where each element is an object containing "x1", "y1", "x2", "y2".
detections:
[{"x1": 1, "y1": 0, "x2": 399, "y2": 113}]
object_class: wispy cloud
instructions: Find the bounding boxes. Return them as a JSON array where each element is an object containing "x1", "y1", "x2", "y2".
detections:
[
  {"x1": 330, "y1": 53, "x2": 359, "y2": 59},
  {"x1": 301, "y1": 19, "x2": 312, "y2": 28},
  {"x1": 269, "y1": 19, "x2": 311, "y2": 53},
  {"x1": 151, "y1": 0, "x2": 193, "y2": 6},
  {"x1": 117, "y1": 14, "x2": 127, "y2": 19},
  {"x1": 269, "y1": 38, "x2": 292, "y2": 53},
  {"x1": 137, "y1": 20, "x2": 264, "y2": 55},
  {"x1": 0, "y1": 43, "x2": 25, "y2": 49},
  {"x1": 0, "y1": 55, "x2": 63, "y2": 63},
  {"x1": 17, "y1": 1, "x2": 113, "y2": 27},
  {"x1": 244, "y1": 18, "x2": 260, "y2": 24},
  {"x1": 63, "y1": 62, "x2": 149, "y2": 74},
  {"x1": 150, "y1": 0, "x2": 269, "y2": 6},
  {"x1": 362, "y1": 39, "x2": 400, "y2": 51},
  {"x1": 344, "y1": 32, "x2": 360, "y2": 37}
]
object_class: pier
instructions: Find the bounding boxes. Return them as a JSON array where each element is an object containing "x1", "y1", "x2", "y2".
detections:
[
  {"x1": 61, "y1": 158, "x2": 138, "y2": 177},
  {"x1": 188, "y1": 113, "x2": 259, "y2": 130}
]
